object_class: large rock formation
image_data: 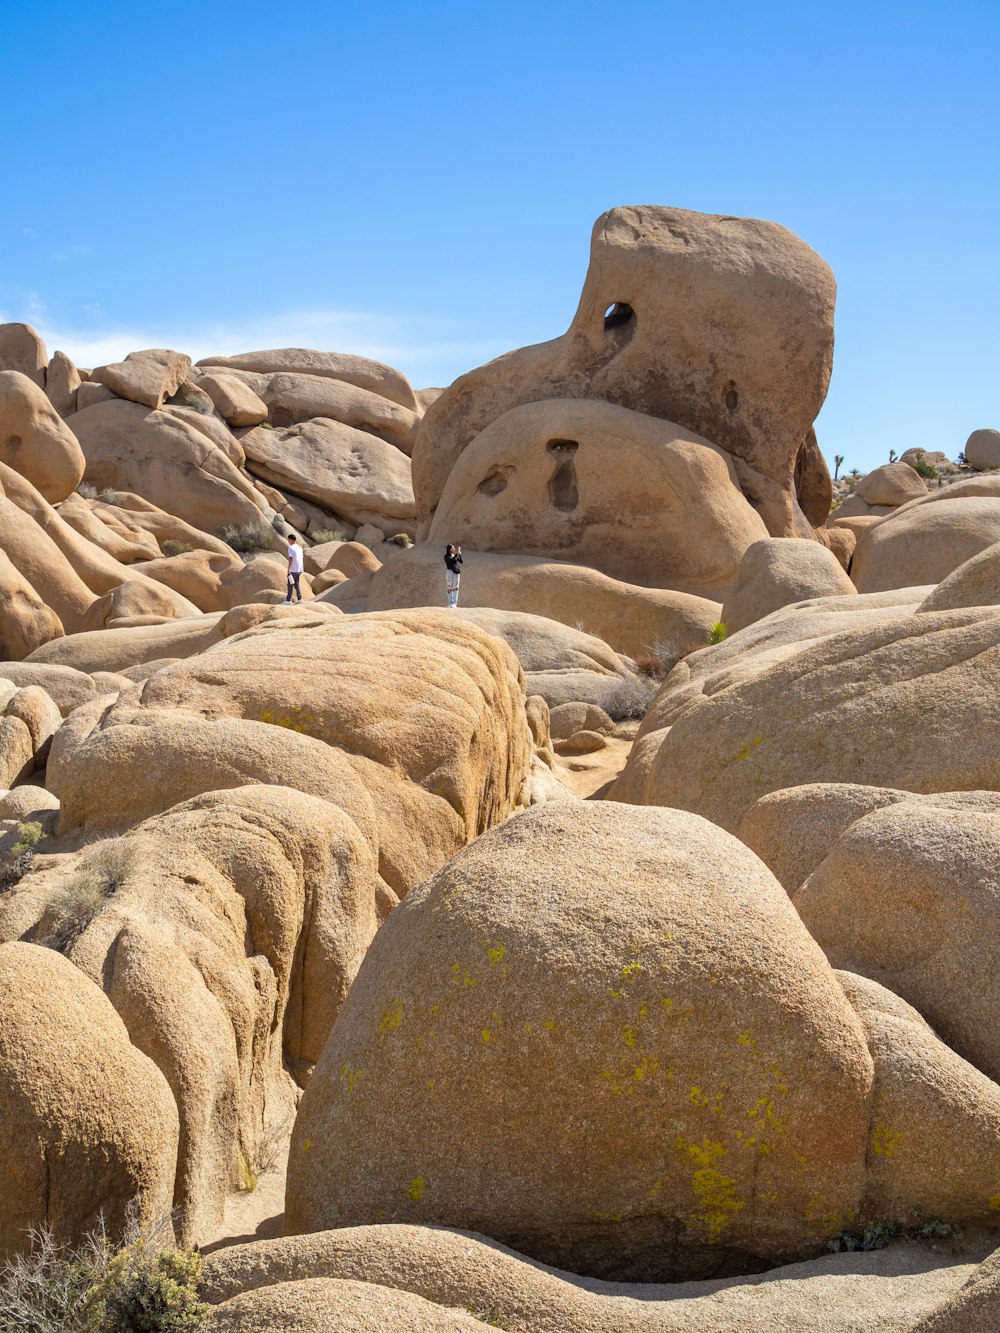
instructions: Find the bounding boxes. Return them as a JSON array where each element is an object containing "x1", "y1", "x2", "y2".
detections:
[
  {"x1": 412, "y1": 206, "x2": 836, "y2": 541},
  {"x1": 426, "y1": 398, "x2": 769, "y2": 598}
]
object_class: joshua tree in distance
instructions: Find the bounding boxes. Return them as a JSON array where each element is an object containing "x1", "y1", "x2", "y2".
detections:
[
  {"x1": 889, "y1": 448, "x2": 898, "y2": 463},
  {"x1": 833, "y1": 454, "x2": 844, "y2": 480}
]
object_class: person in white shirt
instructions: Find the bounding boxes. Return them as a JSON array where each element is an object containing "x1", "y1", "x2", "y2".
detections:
[{"x1": 285, "y1": 533, "x2": 305, "y2": 602}]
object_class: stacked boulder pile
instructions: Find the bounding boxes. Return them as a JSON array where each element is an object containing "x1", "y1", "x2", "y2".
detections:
[{"x1": 1, "y1": 206, "x2": 1000, "y2": 1331}]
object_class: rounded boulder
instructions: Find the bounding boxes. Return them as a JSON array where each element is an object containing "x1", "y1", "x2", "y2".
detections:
[{"x1": 286, "y1": 802, "x2": 874, "y2": 1281}]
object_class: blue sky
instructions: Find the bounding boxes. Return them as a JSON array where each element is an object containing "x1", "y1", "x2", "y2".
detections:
[{"x1": 3, "y1": 0, "x2": 997, "y2": 473}]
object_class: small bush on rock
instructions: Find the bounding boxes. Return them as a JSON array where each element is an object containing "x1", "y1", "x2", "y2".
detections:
[
  {"x1": 0, "y1": 1210, "x2": 206, "y2": 1333},
  {"x1": 45, "y1": 839, "x2": 137, "y2": 953},
  {"x1": 77, "y1": 482, "x2": 98, "y2": 500},
  {"x1": 98, "y1": 488, "x2": 125, "y2": 507},
  {"x1": 1, "y1": 820, "x2": 44, "y2": 891},
  {"x1": 387, "y1": 532, "x2": 412, "y2": 546},
  {"x1": 602, "y1": 674, "x2": 657, "y2": 722},
  {"x1": 311, "y1": 528, "x2": 348, "y2": 545},
  {"x1": 707, "y1": 621, "x2": 728, "y2": 644},
  {"x1": 159, "y1": 540, "x2": 192, "y2": 558},
  {"x1": 909, "y1": 450, "x2": 939, "y2": 481},
  {"x1": 221, "y1": 522, "x2": 272, "y2": 553}
]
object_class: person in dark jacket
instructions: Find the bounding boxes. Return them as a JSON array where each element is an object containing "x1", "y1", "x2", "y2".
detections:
[{"x1": 444, "y1": 543, "x2": 463, "y2": 607}]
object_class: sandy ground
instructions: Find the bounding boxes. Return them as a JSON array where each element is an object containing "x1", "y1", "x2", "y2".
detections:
[
  {"x1": 202, "y1": 1163, "x2": 287, "y2": 1256},
  {"x1": 552, "y1": 727, "x2": 637, "y2": 800}
]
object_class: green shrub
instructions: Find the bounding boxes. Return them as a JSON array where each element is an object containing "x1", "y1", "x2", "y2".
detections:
[
  {"x1": 910, "y1": 450, "x2": 939, "y2": 480},
  {"x1": 827, "y1": 1215, "x2": 962, "y2": 1253},
  {"x1": 159, "y1": 540, "x2": 192, "y2": 558},
  {"x1": 311, "y1": 527, "x2": 348, "y2": 545},
  {"x1": 0, "y1": 1212, "x2": 207, "y2": 1332},
  {"x1": 387, "y1": 532, "x2": 412, "y2": 547},
  {"x1": 95, "y1": 1245, "x2": 206, "y2": 1331},
  {"x1": 98, "y1": 488, "x2": 125, "y2": 507},
  {"x1": 1, "y1": 820, "x2": 44, "y2": 892},
  {"x1": 707, "y1": 621, "x2": 728, "y2": 645},
  {"x1": 221, "y1": 522, "x2": 272, "y2": 553}
]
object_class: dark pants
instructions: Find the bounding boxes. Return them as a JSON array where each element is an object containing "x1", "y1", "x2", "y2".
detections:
[{"x1": 287, "y1": 572, "x2": 302, "y2": 601}]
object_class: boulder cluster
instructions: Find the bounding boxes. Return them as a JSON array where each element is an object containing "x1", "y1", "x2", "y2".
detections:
[{"x1": 1, "y1": 205, "x2": 999, "y2": 1330}]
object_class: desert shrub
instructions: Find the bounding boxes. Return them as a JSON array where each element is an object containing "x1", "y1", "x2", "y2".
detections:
[
  {"x1": 386, "y1": 532, "x2": 412, "y2": 547},
  {"x1": 0, "y1": 1210, "x2": 206, "y2": 1333},
  {"x1": 602, "y1": 674, "x2": 657, "y2": 722},
  {"x1": 221, "y1": 522, "x2": 272, "y2": 553},
  {"x1": 159, "y1": 540, "x2": 192, "y2": 558},
  {"x1": 76, "y1": 482, "x2": 98, "y2": 500},
  {"x1": 45, "y1": 839, "x2": 137, "y2": 953},
  {"x1": 236, "y1": 1112, "x2": 293, "y2": 1194},
  {"x1": 95, "y1": 1244, "x2": 205, "y2": 1331},
  {"x1": 910, "y1": 450, "x2": 939, "y2": 481},
  {"x1": 955, "y1": 451, "x2": 968, "y2": 468},
  {"x1": 1, "y1": 820, "x2": 44, "y2": 892},
  {"x1": 311, "y1": 528, "x2": 348, "y2": 545},
  {"x1": 707, "y1": 621, "x2": 728, "y2": 645},
  {"x1": 827, "y1": 1216, "x2": 962, "y2": 1254},
  {"x1": 466, "y1": 1309, "x2": 516, "y2": 1330},
  {"x1": 98, "y1": 488, "x2": 125, "y2": 507}
]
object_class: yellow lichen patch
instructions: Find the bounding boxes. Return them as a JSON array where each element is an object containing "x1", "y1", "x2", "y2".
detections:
[
  {"x1": 301, "y1": 1138, "x2": 312, "y2": 1153},
  {"x1": 729, "y1": 735, "x2": 767, "y2": 764},
  {"x1": 689, "y1": 1085, "x2": 724, "y2": 1113},
  {"x1": 259, "y1": 706, "x2": 317, "y2": 735},
  {"x1": 450, "y1": 962, "x2": 476, "y2": 988},
  {"x1": 989, "y1": 1194, "x2": 1000, "y2": 1212},
  {"x1": 632, "y1": 1055, "x2": 660, "y2": 1082},
  {"x1": 691, "y1": 1167, "x2": 745, "y2": 1242},
  {"x1": 623, "y1": 1025, "x2": 638, "y2": 1049},
  {"x1": 407, "y1": 1177, "x2": 426, "y2": 1202},
  {"x1": 675, "y1": 1137, "x2": 745, "y2": 1243},
  {"x1": 660, "y1": 996, "x2": 694, "y2": 1025},
  {"x1": 485, "y1": 942, "x2": 506, "y2": 964},
  {"x1": 737, "y1": 1029, "x2": 757, "y2": 1051},
  {"x1": 872, "y1": 1122, "x2": 904, "y2": 1158},
  {"x1": 339, "y1": 1063, "x2": 363, "y2": 1092},
  {"x1": 378, "y1": 998, "x2": 404, "y2": 1032},
  {"x1": 541, "y1": 1017, "x2": 558, "y2": 1034},
  {"x1": 481, "y1": 1028, "x2": 493, "y2": 1044}
]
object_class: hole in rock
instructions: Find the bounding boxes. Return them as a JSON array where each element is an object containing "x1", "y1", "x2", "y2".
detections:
[
  {"x1": 477, "y1": 470, "x2": 508, "y2": 497},
  {"x1": 724, "y1": 383, "x2": 739, "y2": 412},
  {"x1": 546, "y1": 439, "x2": 579, "y2": 513},
  {"x1": 603, "y1": 303, "x2": 634, "y2": 331}
]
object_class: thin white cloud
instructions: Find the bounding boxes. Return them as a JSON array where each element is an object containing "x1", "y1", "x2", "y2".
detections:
[
  {"x1": 48, "y1": 243, "x2": 94, "y2": 264},
  {"x1": 27, "y1": 306, "x2": 507, "y2": 387}
]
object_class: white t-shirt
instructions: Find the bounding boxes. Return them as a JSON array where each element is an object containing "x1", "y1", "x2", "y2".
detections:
[{"x1": 288, "y1": 543, "x2": 304, "y2": 574}]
